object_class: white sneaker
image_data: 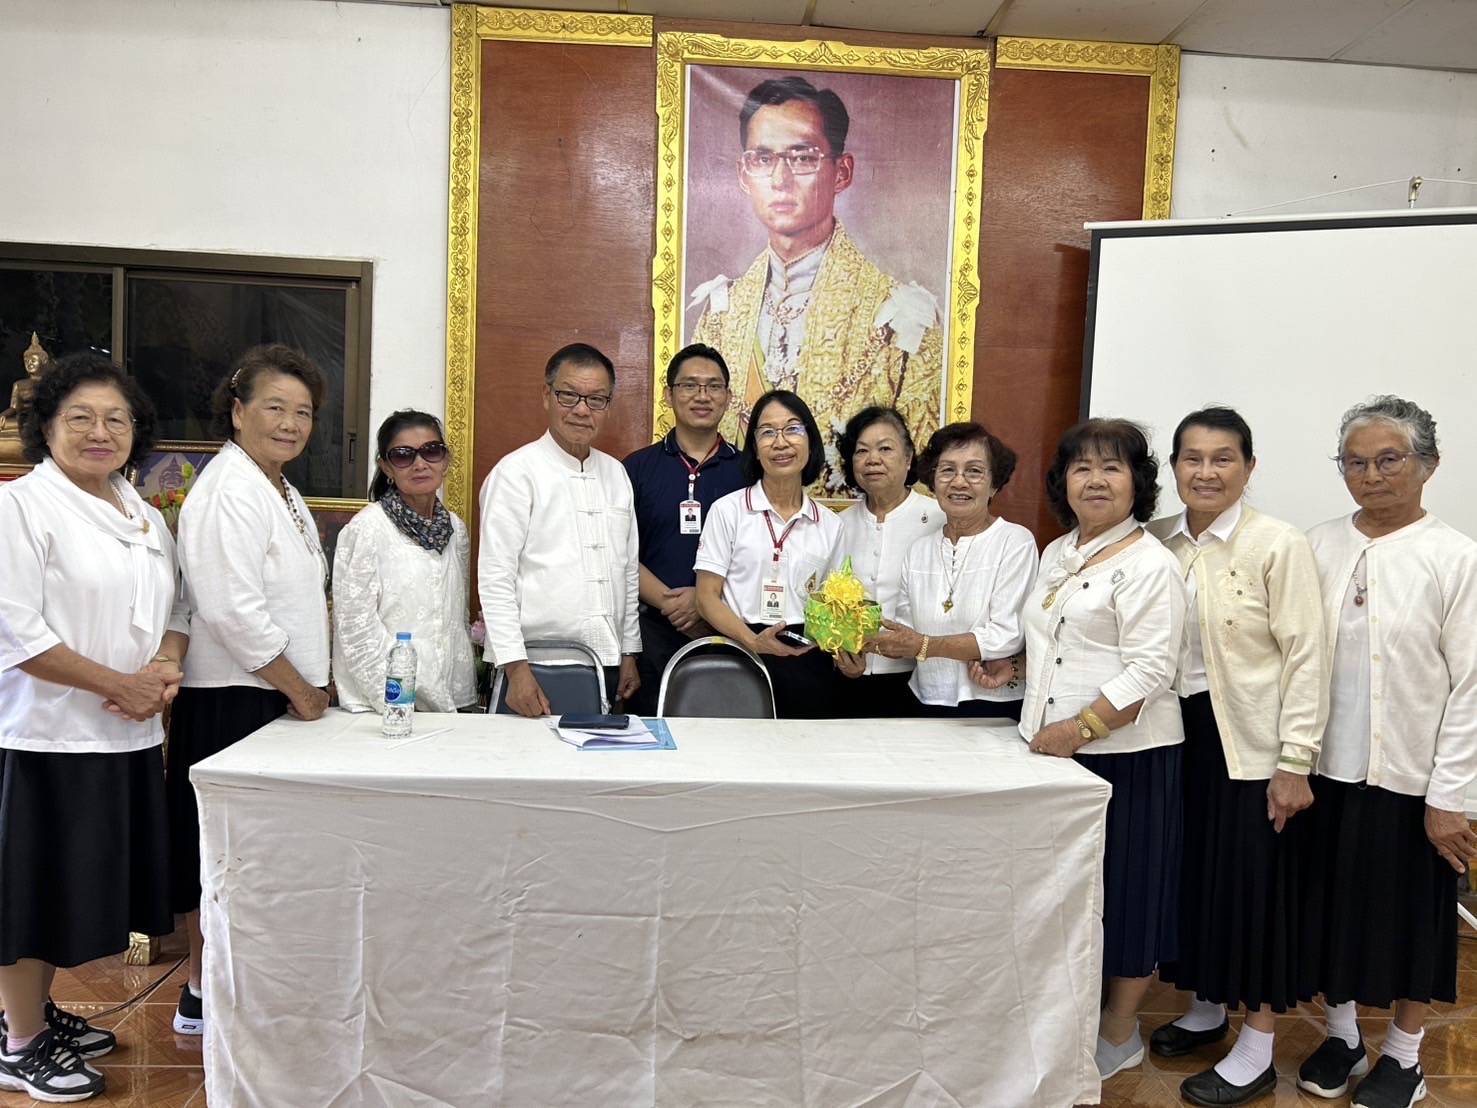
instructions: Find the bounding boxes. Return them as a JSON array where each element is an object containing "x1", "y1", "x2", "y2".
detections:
[{"x1": 1095, "y1": 1022, "x2": 1145, "y2": 1080}]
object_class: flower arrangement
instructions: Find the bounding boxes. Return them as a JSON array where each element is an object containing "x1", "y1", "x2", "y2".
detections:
[
  {"x1": 148, "y1": 461, "x2": 195, "y2": 536},
  {"x1": 804, "y1": 557, "x2": 881, "y2": 655}
]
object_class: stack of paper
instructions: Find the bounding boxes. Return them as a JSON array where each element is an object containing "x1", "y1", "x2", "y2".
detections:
[{"x1": 548, "y1": 717, "x2": 676, "y2": 751}]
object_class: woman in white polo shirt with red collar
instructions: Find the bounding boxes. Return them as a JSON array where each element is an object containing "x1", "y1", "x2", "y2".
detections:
[{"x1": 695, "y1": 389, "x2": 841, "y2": 719}]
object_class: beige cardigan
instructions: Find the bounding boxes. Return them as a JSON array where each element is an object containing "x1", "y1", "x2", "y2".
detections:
[{"x1": 1148, "y1": 504, "x2": 1329, "y2": 779}]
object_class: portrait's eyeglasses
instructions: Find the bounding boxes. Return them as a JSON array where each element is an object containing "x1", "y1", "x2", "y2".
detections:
[
  {"x1": 756, "y1": 423, "x2": 808, "y2": 445},
  {"x1": 1336, "y1": 452, "x2": 1413, "y2": 477},
  {"x1": 384, "y1": 442, "x2": 450, "y2": 468},
  {"x1": 739, "y1": 146, "x2": 837, "y2": 177},
  {"x1": 670, "y1": 381, "x2": 729, "y2": 397},
  {"x1": 935, "y1": 465, "x2": 991, "y2": 485},
  {"x1": 62, "y1": 407, "x2": 134, "y2": 436},
  {"x1": 552, "y1": 389, "x2": 612, "y2": 412}
]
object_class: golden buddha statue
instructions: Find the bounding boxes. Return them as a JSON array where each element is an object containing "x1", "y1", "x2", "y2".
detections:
[{"x1": 0, "y1": 333, "x2": 52, "y2": 435}]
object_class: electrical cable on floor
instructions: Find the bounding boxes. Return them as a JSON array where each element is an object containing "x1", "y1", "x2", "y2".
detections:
[{"x1": 87, "y1": 955, "x2": 188, "y2": 1019}]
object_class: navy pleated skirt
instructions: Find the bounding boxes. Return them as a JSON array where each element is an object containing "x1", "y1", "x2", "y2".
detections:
[
  {"x1": 1162, "y1": 692, "x2": 1302, "y2": 1011},
  {"x1": 1298, "y1": 775, "x2": 1457, "y2": 1007},
  {"x1": 1076, "y1": 742, "x2": 1183, "y2": 979},
  {"x1": 0, "y1": 745, "x2": 172, "y2": 967}
]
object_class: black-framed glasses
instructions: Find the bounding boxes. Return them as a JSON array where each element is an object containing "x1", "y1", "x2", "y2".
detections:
[
  {"x1": 1336, "y1": 451, "x2": 1413, "y2": 477},
  {"x1": 62, "y1": 407, "x2": 134, "y2": 436},
  {"x1": 739, "y1": 146, "x2": 837, "y2": 177},
  {"x1": 384, "y1": 441, "x2": 450, "y2": 468},
  {"x1": 552, "y1": 389, "x2": 611, "y2": 412},
  {"x1": 670, "y1": 380, "x2": 729, "y2": 397}
]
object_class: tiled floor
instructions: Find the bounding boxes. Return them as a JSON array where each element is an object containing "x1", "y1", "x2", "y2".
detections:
[{"x1": 9, "y1": 908, "x2": 1476, "y2": 1107}]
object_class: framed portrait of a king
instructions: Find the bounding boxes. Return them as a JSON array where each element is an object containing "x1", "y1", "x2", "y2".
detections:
[{"x1": 653, "y1": 33, "x2": 989, "y2": 498}]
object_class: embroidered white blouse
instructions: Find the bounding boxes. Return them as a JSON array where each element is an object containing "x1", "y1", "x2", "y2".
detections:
[
  {"x1": 896, "y1": 519, "x2": 1039, "y2": 707},
  {"x1": 478, "y1": 432, "x2": 641, "y2": 668},
  {"x1": 177, "y1": 439, "x2": 330, "y2": 689},
  {"x1": 0, "y1": 460, "x2": 190, "y2": 753},
  {"x1": 1018, "y1": 529, "x2": 1187, "y2": 755},
  {"x1": 694, "y1": 482, "x2": 841, "y2": 624},
  {"x1": 332, "y1": 501, "x2": 477, "y2": 713},
  {"x1": 835, "y1": 488, "x2": 944, "y2": 675}
]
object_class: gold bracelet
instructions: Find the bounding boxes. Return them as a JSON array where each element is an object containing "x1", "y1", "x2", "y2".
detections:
[
  {"x1": 1078, "y1": 706, "x2": 1110, "y2": 740},
  {"x1": 915, "y1": 635, "x2": 930, "y2": 663},
  {"x1": 152, "y1": 653, "x2": 179, "y2": 666}
]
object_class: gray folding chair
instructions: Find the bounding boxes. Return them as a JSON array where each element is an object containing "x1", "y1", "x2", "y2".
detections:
[
  {"x1": 657, "y1": 636, "x2": 776, "y2": 719},
  {"x1": 491, "y1": 640, "x2": 608, "y2": 715}
]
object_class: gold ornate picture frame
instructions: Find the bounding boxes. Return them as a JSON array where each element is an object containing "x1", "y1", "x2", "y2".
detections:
[{"x1": 651, "y1": 32, "x2": 990, "y2": 483}]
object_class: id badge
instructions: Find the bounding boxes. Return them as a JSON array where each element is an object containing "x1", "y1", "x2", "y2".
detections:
[
  {"x1": 679, "y1": 499, "x2": 702, "y2": 535},
  {"x1": 761, "y1": 570, "x2": 786, "y2": 623}
]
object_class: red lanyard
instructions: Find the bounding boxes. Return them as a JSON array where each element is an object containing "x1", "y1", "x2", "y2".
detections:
[
  {"x1": 678, "y1": 436, "x2": 722, "y2": 498},
  {"x1": 750, "y1": 487, "x2": 810, "y2": 564}
]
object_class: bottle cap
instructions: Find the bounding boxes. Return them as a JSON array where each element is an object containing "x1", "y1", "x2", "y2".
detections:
[{"x1": 396, "y1": 631, "x2": 412, "y2": 641}]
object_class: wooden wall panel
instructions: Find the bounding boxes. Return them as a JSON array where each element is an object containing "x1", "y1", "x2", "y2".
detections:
[
  {"x1": 974, "y1": 68, "x2": 1150, "y2": 541},
  {"x1": 473, "y1": 38, "x2": 656, "y2": 495}
]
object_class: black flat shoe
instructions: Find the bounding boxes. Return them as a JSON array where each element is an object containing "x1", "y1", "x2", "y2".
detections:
[
  {"x1": 1150, "y1": 1017, "x2": 1231, "y2": 1057},
  {"x1": 1180, "y1": 1063, "x2": 1277, "y2": 1107}
]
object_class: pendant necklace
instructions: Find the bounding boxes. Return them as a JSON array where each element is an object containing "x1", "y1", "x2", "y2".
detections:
[
  {"x1": 940, "y1": 531, "x2": 975, "y2": 613},
  {"x1": 1353, "y1": 557, "x2": 1368, "y2": 607}
]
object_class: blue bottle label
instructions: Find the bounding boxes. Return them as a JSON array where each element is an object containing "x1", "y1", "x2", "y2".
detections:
[{"x1": 385, "y1": 678, "x2": 415, "y2": 706}]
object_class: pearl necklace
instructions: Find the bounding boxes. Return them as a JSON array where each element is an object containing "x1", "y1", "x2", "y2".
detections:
[{"x1": 109, "y1": 479, "x2": 149, "y2": 534}]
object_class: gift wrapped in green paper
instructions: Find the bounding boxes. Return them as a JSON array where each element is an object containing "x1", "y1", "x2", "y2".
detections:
[{"x1": 804, "y1": 556, "x2": 882, "y2": 654}]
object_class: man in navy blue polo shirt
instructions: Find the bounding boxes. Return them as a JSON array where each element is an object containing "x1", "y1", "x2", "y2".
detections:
[{"x1": 623, "y1": 344, "x2": 748, "y2": 714}]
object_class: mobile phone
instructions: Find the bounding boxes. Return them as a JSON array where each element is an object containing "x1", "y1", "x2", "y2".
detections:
[
  {"x1": 560, "y1": 713, "x2": 631, "y2": 730},
  {"x1": 777, "y1": 630, "x2": 814, "y2": 648}
]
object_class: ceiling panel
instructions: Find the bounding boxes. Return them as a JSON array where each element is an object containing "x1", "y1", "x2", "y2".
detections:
[
  {"x1": 811, "y1": 0, "x2": 1005, "y2": 37},
  {"x1": 1337, "y1": 0, "x2": 1477, "y2": 70},
  {"x1": 994, "y1": 0, "x2": 1204, "y2": 44},
  {"x1": 1170, "y1": 0, "x2": 1412, "y2": 60}
]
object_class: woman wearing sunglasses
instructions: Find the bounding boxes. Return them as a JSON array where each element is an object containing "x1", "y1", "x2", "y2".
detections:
[{"x1": 332, "y1": 410, "x2": 477, "y2": 714}]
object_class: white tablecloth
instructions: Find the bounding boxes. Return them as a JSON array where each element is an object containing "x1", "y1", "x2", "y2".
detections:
[{"x1": 193, "y1": 712, "x2": 1110, "y2": 1107}]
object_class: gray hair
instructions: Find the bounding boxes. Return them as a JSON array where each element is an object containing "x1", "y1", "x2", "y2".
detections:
[{"x1": 1338, "y1": 395, "x2": 1440, "y2": 471}]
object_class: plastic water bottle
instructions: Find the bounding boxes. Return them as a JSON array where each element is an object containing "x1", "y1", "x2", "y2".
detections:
[{"x1": 383, "y1": 632, "x2": 417, "y2": 737}]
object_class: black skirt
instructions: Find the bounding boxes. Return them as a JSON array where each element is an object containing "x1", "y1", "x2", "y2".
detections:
[
  {"x1": 913, "y1": 696, "x2": 1023, "y2": 722},
  {"x1": 747, "y1": 624, "x2": 836, "y2": 719},
  {"x1": 833, "y1": 670, "x2": 920, "y2": 719},
  {"x1": 1076, "y1": 742, "x2": 1183, "y2": 980},
  {"x1": 0, "y1": 745, "x2": 173, "y2": 967},
  {"x1": 166, "y1": 685, "x2": 288, "y2": 912},
  {"x1": 1298, "y1": 775, "x2": 1458, "y2": 1007},
  {"x1": 1162, "y1": 692, "x2": 1302, "y2": 1011}
]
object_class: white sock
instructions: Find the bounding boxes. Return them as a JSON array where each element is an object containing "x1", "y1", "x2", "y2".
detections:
[
  {"x1": 1213, "y1": 1024, "x2": 1274, "y2": 1087},
  {"x1": 1325, "y1": 1000, "x2": 1361, "y2": 1049},
  {"x1": 1174, "y1": 997, "x2": 1227, "y2": 1033},
  {"x1": 1382, "y1": 1024, "x2": 1423, "y2": 1070},
  {"x1": 188, "y1": 983, "x2": 203, "y2": 999}
]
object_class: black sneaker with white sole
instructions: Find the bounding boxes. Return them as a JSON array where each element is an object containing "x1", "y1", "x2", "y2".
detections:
[
  {"x1": 174, "y1": 983, "x2": 204, "y2": 1035},
  {"x1": 1298, "y1": 1035, "x2": 1370, "y2": 1098},
  {"x1": 43, "y1": 1001, "x2": 115, "y2": 1059},
  {"x1": 0, "y1": 1027, "x2": 106, "y2": 1102},
  {"x1": 1352, "y1": 1055, "x2": 1426, "y2": 1108}
]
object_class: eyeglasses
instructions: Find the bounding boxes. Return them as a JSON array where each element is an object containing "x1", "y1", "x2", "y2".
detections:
[
  {"x1": 551, "y1": 389, "x2": 612, "y2": 412},
  {"x1": 62, "y1": 407, "x2": 134, "y2": 436},
  {"x1": 1336, "y1": 452, "x2": 1413, "y2": 477},
  {"x1": 384, "y1": 442, "x2": 450, "y2": 467},
  {"x1": 934, "y1": 464, "x2": 991, "y2": 485},
  {"x1": 670, "y1": 381, "x2": 729, "y2": 397},
  {"x1": 756, "y1": 423, "x2": 808, "y2": 445},
  {"x1": 739, "y1": 146, "x2": 837, "y2": 177}
]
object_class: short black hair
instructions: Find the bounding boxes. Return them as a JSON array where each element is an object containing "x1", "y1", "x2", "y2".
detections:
[
  {"x1": 1044, "y1": 418, "x2": 1160, "y2": 528},
  {"x1": 836, "y1": 406, "x2": 917, "y2": 490},
  {"x1": 918, "y1": 421, "x2": 1018, "y2": 496},
  {"x1": 1171, "y1": 406, "x2": 1254, "y2": 464},
  {"x1": 20, "y1": 352, "x2": 158, "y2": 467},
  {"x1": 370, "y1": 408, "x2": 446, "y2": 501},
  {"x1": 209, "y1": 344, "x2": 327, "y2": 441},
  {"x1": 740, "y1": 76, "x2": 850, "y2": 156},
  {"x1": 740, "y1": 390, "x2": 825, "y2": 486},
  {"x1": 545, "y1": 342, "x2": 615, "y2": 389},
  {"x1": 666, "y1": 343, "x2": 730, "y2": 387}
]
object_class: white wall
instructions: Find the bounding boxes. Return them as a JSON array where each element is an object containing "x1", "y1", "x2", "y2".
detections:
[
  {"x1": 0, "y1": 0, "x2": 452, "y2": 480},
  {"x1": 1173, "y1": 52, "x2": 1477, "y2": 218}
]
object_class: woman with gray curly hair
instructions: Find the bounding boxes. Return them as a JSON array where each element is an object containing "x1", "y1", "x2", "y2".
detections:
[{"x1": 1296, "y1": 395, "x2": 1477, "y2": 1108}]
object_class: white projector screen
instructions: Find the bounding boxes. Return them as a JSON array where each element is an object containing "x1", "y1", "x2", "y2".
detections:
[{"x1": 1084, "y1": 210, "x2": 1477, "y2": 541}]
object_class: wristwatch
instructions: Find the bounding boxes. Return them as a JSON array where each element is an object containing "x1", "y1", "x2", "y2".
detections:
[{"x1": 1074, "y1": 713, "x2": 1095, "y2": 742}]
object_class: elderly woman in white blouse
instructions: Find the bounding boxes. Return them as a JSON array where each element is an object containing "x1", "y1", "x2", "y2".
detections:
[
  {"x1": 985, "y1": 418, "x2": 1186, "y2": 1082},
  {"x1": 1143, "y1": 407, "x2": 1329, "y2": 1108},
  {"x1": 333, "y1": 410, "x2": 476, "y2": 714},
  {"x1": 830, "y1": 406, "x2": 943, "y2": 716},
  {"x1": 851, "y1": 421, "x2": 1037, "y2": 719},
  {"x1": 1295, "y1": 396, "x2": 1477, "y2": 1108},
  {"x1": 168, "y1": 344, "x2": 331, "y2": 1038},
  {"x1": 0, "y1": 355, "x2": 188, "y2": 1102}
]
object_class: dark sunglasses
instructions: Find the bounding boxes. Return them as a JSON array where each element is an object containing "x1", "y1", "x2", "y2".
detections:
[{"x1": 384, "y1": 441, "x2": 450, "y2": 468}]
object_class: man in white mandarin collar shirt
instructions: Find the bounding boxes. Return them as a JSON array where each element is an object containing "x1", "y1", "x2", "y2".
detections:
[{"x1": 477, "y1": 344, "x2": 642, "y2": 717}]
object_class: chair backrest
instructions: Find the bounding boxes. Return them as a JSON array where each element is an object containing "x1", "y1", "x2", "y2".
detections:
[
  {"x1": 491, "y1": 640, "x2": 608, "y2": 715},
  {"x1": 657, "y1": 637, "x2": 776, "y2": 719}
]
